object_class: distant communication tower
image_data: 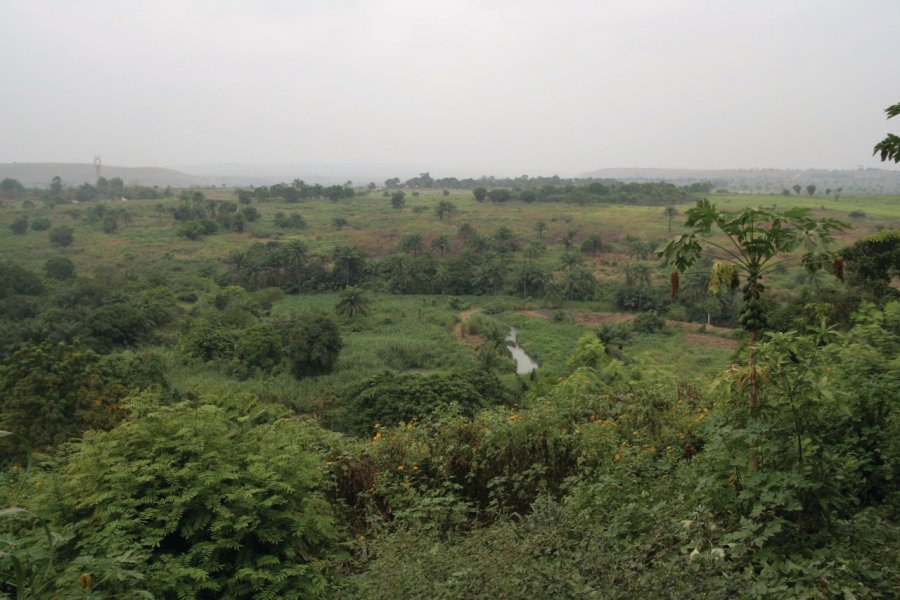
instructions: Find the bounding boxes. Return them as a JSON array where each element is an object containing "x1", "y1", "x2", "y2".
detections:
[{"x1": 93, "y1": 155, "x2": 102, "y2": 182}]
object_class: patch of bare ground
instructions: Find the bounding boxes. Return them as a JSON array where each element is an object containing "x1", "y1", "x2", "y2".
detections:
[
  {"x1": 683, "y1": 333, "x2": 739, "y2": 350},
  {"x1": 453, "y1": 308, "x2": 484, "y2": 349},
  {"x1": 518, "y1": 309, "x2": 739, "y2": 350}
]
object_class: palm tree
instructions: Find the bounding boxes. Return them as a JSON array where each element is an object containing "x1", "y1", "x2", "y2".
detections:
[
  {"x1": 435, "y1": 200, "x2": 457, "y2": 221},
  {"x1": 596, "y1": 323, "x2": 631, "y2": 360},
  {"x1": 431, "y1": 235, "x2": 451, "y2": 257},
  {"x1": 524, "y1": 241, "x2": 545, "y2": 262},
  {"x1": 624, "y1": 235, "x2": 651, "y2": 259},
  {"x1": 399, "y1": 233, "x2": 424, "y2": 257},
  {"x1": 332, "y1": 245, "x2": 365, "y2": 288},
  {"x1": 624, "y1": 261, "x2": 653, "y2": 311},
  {"x1": 335, "y1": 286, "x2": 370, "y2": 318},
  {"x1": 535, "y1": 220, "x2": 548, "y2": 240},
  {"x1": 559, "y1": 250, "x2": 585, "y2": 275},
  {"x1": 516, "y1": 263, "x2": 547, "y2": 299},
  {"x1": 477, "y1": 339, "x2": 506, "y2": 371},
  {"x1": 663, "y1": 205, "x2": 678, "y2": 232},
  {"x1": 472, "y1": 259, "x2": 507, "y2": 294},
  {"x1": 432, "y1": 263, "x2": 451, "y2": 294}
]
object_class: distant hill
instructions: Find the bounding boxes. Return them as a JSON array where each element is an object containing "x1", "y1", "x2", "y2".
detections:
[
  {"x1": 581, "y1": 167, "x2": 900, "y2": 195},
  {"x1": 0, "y1": 163, "x2": 223, "y2": 188},
  {"x1": 0, "y1": 162, "x2": 409, "y2": 188},
  {"x1": 6, "y1": 163, "x2": 900, "y2": 194}
]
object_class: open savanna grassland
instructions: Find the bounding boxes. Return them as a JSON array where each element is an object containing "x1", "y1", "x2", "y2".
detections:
[
  {"x1": 0, "y1": 187, "x2": 896, "y2": 391},
  {"x1": 2, "y1": 188, "x2": 896, "y2": 276}
]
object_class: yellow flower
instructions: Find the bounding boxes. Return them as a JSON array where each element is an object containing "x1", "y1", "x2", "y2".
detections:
[
  {"x1": 396, "y1": 465, "x2": 405, "y2": 471},
  {"x1": 614, "y1": 453, "x2": 621, "y2": 461}
]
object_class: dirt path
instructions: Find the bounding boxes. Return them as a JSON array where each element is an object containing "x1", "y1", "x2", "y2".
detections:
[{"x1": 519, "y1": 309, "x2": 739, "y2": 350}]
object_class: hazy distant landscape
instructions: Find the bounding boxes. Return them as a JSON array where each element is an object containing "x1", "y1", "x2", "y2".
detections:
[
  {"x1": 5, "y1": 162, "x2": 900, "y2": 194},
  {"x1": 2, "y1": 1, "x2": 898, "y2": 598}
]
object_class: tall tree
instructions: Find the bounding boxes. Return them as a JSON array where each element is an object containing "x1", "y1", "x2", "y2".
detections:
[
  {"x1": 399, "y1": 233, "x2": 424, "y2": 257},
  {"x1": 435, "y1": 200, "x2": 457, "y2": 221},
  {"x1": 332, "y1": 245, "x2": 366, "y2": 288},
  {"x1": 660, "y1": 199, "x2": 847, "y2": 470},
  {"x1": 335, "y1": 286, "x2": 370, "y2": 318},
  {"x1": 431, "y1": 235, "x2": 451, "y2": 257},
  {"x1": 663, "y1": 205, "x2": 678, "y2": 232},
  {"x1": 0, "y1": 177, "x2": 26, "y2": 199}
]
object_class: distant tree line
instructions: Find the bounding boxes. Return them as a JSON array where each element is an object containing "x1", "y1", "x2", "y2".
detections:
[
  {"x1": 1, "y1": 176, "x2": 165, "y2": 205},
  {"x1": 236, "y1": 180, "x2": 355, "y2": 204},
  {"x1": 380, "y1": 173, "x2": 711, "y2": 206}
]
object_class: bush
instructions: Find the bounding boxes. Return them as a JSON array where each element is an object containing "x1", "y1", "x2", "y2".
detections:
[
  {"x1": 48, "y1": 226, "x2": 74, "y2": 247},
  {"x1": 9, "y1": 216, "x2": 29, "y2": 234},
  {"x1": 85, "y1": 303, "x2": 153, "y2": 350},
  {"x1": 30, "y1": 216, "x2": 51, "y2": 231},
  {"x1": 277, "y1": 311, "x2": 342, "y2": 377},
  {"x1": 0, "y1": 262, "x2": 44, "y2": 297},
  {"x1": 274, "y1": 212, "x2": 306, "y2": 229},
  {"x1": 177, "y1": 219, "x2": 217, "y2": 240},
  {"x1": 342, "y1": 368, "x2": 511, "y2": 435},
  {"x1": 185, "y1": 321, "x2": 236, "y2": 361},
  {"x1": 235, "y1": 322, "x2": 283, "y2": 373},
  {"x1": 44, "y1": 257, "x2": 75, "y2": 280},
  {"x1": 631, "y1": 310, "x2": 666, "y2": 333},
  {"x1": 28, "y1": 392, "x2": 341, "y2": 598},
  {"x1": 241, "y1": 205, "x2": 260, "y2": 222},
  {"x1": 0, "y1": 342, "x2": 127, "y2": 454}
]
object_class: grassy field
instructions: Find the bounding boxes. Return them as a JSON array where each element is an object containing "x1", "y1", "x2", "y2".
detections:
[
  {"x1": 1, "y1": 186, "x2": 897, "y2": 407},
  {"x1": 1, "y1": 188, "x2": 897, "y2": 276}
]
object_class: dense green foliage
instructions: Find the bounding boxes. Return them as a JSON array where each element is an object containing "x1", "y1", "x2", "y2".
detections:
[
  {"x1": 7, "y1": 392, "x2": 341, "y2": 598},
  {"x1": 0, "y1": 180, "x2": 897, "y2": 597},
  {"x1": 340, "y1": 368, "x2": 512, "y2": 435}
]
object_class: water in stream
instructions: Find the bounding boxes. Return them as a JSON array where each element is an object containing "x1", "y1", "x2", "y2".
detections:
[{"x1": 505, "y1": 327, "x2": 538, "y2": 375}]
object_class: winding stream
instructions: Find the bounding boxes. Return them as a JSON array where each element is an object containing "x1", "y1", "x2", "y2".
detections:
[{"x1": 505, "y1": 327, "x2": 538, "y2": 375}]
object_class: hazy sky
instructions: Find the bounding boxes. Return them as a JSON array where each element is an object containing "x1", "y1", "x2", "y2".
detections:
[{"x1": 2, "y1": 0, "x2": 898, "y2": 176}]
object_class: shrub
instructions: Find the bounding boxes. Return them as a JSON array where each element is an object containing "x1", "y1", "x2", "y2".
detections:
[
  {"x1": 342, "y1": 368, "x2": 511, "y2": 435},
  {"x1": 185, "y1": 321, "x2": 236, "y2": 361},
  {"x1": 274, "y1": 212, "x2": 306, "y2": 229},
  {"x1": 48, "y1": 226, "x2": 74, "y2": 247},
  {"x1": 631, "y1": 310, "x2": 666, "y2": 333},
  {"x1": 9, "y1": 216, "x2": 29, "y2": 234},
  {"x1": 235, "y1": 322, "x2": 283, "y2": 373},
  {"x1": 0, "y1": 342, "x2": 127, "y2": 455},
  {"x1": 44, "y1": 256, "x2": 75, "y2": 280},
  {"x1": 30, "y1": 216, "x2": 51, "y2": 231},
  {"x1": 0, "y1": 262, "x2": 44, "y2": 297},
  {"x1": 177, "y1": 219, "x2": 217, "y2": 240},
  {"x1": 277, "y1": 311, "x2": 342, "y2": 377},
  {"x1": 85, "y1": 303, "x2": 153, "y2": 350},
  {"x1": 30, "y1": 392, "x2": 341, "y2": 598}
]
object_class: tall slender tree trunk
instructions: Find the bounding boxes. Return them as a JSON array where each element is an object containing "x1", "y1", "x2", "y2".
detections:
[{"x1": 748, "y1": 329, "x2": 759, "y2": 473}]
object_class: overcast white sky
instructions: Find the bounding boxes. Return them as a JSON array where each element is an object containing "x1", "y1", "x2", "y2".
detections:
[{"x1": 1, "y1": 0, "x2": 898, "y2": 176}]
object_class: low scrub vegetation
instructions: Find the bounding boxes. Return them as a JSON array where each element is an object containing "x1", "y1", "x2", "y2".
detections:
[{"x1": 0, "y1": 180, "x2": 898, "y2": 597}]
